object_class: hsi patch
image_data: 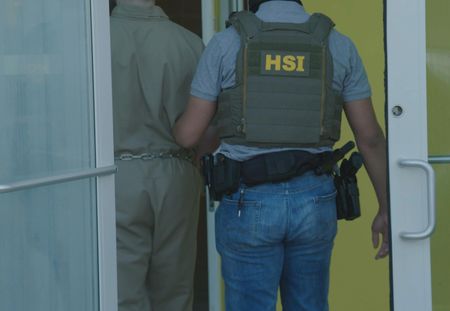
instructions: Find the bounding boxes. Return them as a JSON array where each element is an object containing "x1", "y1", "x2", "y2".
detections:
[{"x1": 260, "y1": 51, "x2": 310, "y2": 77}]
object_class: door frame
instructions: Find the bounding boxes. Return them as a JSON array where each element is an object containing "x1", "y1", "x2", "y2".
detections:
[
  {"x1": 386, "y1": 0, "x2": 433, "y2": 310},
  {"x1": 92, "y1": 1, "x2": 118, "y2": 310}
]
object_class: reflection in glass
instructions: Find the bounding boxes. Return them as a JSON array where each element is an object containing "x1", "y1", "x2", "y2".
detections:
[
  {"x1": 0, "y1": 0, "x2": 98, "y2": 310},
  {"x1": 0, "y1": 0, "x2": 95, "y2": 183},
  {"x1": 0, "y1": 181, "x2": 99, "y2": 311}
]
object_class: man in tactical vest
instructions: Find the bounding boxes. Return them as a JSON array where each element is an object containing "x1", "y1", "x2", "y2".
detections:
[
  {"x1": 111, "y1": 0, "x2": 204, "y2": 310},
  {"x1": 174, "y1": 0, "x2": 389, "y2": 310}
]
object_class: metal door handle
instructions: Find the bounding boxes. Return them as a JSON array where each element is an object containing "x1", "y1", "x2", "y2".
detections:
[
  {"x1": 0, "y1": 165, "x2": 117, "y2": 194},
  {"x1": 398, "y1": 159, "x2": 436, "y2": 239},
  {"x1": 429, "y1": 155, "x2": 450, "y2": 164}
]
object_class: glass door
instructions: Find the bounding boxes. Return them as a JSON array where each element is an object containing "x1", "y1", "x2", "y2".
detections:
[
  {"x1": 387, "y1": 0, "x2": 450, "y2": 310},
  {"x1": 0, "y1": 1, "x2": 116, "y2": 311}
]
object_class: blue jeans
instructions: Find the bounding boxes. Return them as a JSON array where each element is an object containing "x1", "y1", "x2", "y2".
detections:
[{"x1": 215, "y1": 171, "x2": 337, "y2": 311}]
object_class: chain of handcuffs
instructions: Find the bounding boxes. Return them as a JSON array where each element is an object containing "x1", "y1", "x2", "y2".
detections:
[{"x1": 114, "y1": 150, "x2": 193, "y2": 162}]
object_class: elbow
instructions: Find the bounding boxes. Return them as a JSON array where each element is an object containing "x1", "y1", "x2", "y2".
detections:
[
  {"x1": 173, "y1": 127, "x2": 199, "y2": 149},
  {"x1": 175, "y1": 136, "x2": 197, "y2": 149},
  {"x1": 355, "y1": 128, "x2": 386, "y2": 151}
]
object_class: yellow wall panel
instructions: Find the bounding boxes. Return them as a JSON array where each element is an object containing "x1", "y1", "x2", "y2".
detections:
[{"x1": 276, "y1": 1, "x2": 390, "y2": 310}]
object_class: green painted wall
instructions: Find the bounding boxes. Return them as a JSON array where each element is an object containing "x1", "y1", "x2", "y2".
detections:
[
  {"x1": 277, "y1": 1, "x2": 390, "y2": 310},
  {"x1": 426, "y1": 1, "x2": 450, "y2": 311}
]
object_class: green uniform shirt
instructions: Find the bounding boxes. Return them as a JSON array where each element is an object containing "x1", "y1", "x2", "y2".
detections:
[{"x1": 110, "y1": 4, "x2": 203, "y2": 155}]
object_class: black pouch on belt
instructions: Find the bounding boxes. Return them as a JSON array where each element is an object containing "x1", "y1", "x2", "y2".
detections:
[
  {"x1": 211, "y1": 154, "x2": 241, "y2": 199},
  {"x1": 241, "y1": 150, "x2": 316, "y2": 186}
]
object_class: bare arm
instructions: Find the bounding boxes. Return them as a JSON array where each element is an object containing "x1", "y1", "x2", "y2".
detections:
[
  {"x1": 195, "y1": 126, "x2": 220, "y2": 161},
  {"x1": 173, "y1": 95, "x2": 217, "y2": 149},
  {"x1": 344, "y1": 97, "x2": 389, "y2": 259}
]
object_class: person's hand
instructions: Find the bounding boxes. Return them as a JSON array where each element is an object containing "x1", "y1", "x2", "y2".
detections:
[
  {"x1": 194, "y1": 126, "x2": 220, "y2": 162},
  {"x1": 371, "y1": 211, "x2": 389, "y2": 259}
]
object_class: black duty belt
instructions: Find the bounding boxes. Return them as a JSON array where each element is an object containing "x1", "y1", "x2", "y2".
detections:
[
  {"x1": 239, "y1": 150, "x2": 330, "y2": 186},
  {"x1": 202, "y1": 141, "x2": 356, "y2": 200}
]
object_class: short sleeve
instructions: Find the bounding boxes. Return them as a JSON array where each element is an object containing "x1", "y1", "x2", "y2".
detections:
[
  {"x1": 329, "y1": 30, "x2": 372, "y2": 102},
  {"x1": 341, "y1": 39, "x2": 372, "y2": 102},
  {"x1": 190, "y1": 35, "x2": 224, "y2": 102}
]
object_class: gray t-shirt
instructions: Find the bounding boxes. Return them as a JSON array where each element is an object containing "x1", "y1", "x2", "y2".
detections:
[{"x1": 191, "y1": 1, "x2": 371, "y2": 161}]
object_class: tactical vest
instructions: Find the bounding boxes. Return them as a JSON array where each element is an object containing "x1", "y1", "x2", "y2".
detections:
[{"x1": 214, "y1": 11, "x2": 344, "y2": 148}]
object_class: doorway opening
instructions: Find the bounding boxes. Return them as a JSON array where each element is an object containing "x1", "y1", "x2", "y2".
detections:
[{"x1": 109, "y1": 1, "x2": 207, "y2": 310}]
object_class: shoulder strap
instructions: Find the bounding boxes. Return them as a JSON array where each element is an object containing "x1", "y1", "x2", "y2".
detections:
[
  {"x1": 229, "y1": 11, "x2": 262, "y2": 85},
  {"x1": 229, "y1": 11, "x2": 262, "y2": 39},
  {"x1": 230, "y1": 11, "x2": 335, "y2": 41},
  {"x1": 309, "y1": 13, "x2": 335, "y2": 43}
]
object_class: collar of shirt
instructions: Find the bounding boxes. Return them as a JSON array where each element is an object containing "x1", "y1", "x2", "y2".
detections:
[
  {"x1": 111, "y1": 3, "x2": 168, "y2": 20},
  {"x1": 256, "y1": 1, "x2": 310, "y2": 23}
]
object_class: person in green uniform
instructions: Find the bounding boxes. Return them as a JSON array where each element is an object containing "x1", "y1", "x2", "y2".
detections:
[{"x1": 110, "y1": 1, "x2": 204, "y2": 310}]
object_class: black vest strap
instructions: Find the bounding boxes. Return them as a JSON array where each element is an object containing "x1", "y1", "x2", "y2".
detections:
[
  {"x1": 229, "y1": 11, "x2": 262, "y2": 39},
  {"x1": 309, "y1": 13, "x2": 335, "y2": 43},
  {"x1": 230, "y1": 11, "x2": 335, "y2": 41}
]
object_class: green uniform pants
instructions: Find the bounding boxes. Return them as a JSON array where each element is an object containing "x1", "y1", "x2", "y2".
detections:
[{"x1": 115, "y1": 158, "x2": 202, "y2": 311}]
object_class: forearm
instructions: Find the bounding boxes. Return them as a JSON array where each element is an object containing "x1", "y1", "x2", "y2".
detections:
[
  {"x1": 195, "y1": 126, "x2": 220, "y2": 159},
  {"x1": 355, "y1": 128, "x2": 388, "y2": 214},
  {"x1": 173, "y1": 117, "x2": 200, "y2": 149},
  {"x1": 173, "y1": 96, "x2": 217, "y2": 149}
]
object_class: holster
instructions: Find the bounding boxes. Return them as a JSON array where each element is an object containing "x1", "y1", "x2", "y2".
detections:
[
  {"x1": 333, "y1": 152, "x2": 363, "y2": 221},
  {"x1": 201, "y1": 154, "x2": 240, "y2": 201},
  {"x1": 334, "y1": 175, "x2": 361, "y2": 220}
]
